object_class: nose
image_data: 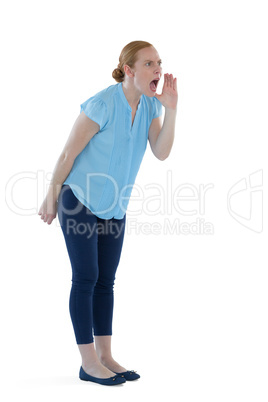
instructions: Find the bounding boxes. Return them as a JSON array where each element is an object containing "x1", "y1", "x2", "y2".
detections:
[{"x1": 154, "y1": 63, "x2": 162, "y2": 76}]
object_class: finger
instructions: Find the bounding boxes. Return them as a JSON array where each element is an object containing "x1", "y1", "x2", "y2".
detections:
[
  {"x1": 38, "y1": 207, "x2": 44, "y2": 216},
  {"x1": 47, "y1": 216, "x2": 53, "y2": 225},
  {"x1": 165, "y1": 73, "x2": 169, "y2": 87},
  {"x1": 173, "y1": 77, "x2": 177, "y2": 92},
  {"x1": 161, "y1": 74, "x2": 166, "y2": 92},
  {"x1": 166, "y1": 74, "x2": 171, "y2": 88},
  {"x1": 168, "y1": 74, "x2": 171, "y2": 87}
]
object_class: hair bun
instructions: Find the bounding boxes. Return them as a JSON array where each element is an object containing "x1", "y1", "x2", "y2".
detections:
[{"x1": 112, "y1": 67, "x2": 125, "y2": 83}]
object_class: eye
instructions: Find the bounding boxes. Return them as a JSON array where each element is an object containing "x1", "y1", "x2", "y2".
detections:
[
  {"x1": 145, "y1": 62, "x2": 151, "y2": 66},
  {"x1": 158, "y1": 61, "x2": 162, "y2": 66}
]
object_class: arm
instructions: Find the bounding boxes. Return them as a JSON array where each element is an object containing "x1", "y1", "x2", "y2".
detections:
[
  {"x1": 148, "y1": 108, "x2": 177, "y2": 160},
  {"x1": 38, "y1": 111, "x2": 100, "y2": 225},
  {"x1": 148, "y1": 73, "x2": 178, "y2": 160}
]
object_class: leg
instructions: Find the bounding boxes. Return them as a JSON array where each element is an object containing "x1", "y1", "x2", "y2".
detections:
[
  {"x1": 58, "y1": 185, "x2": 98, "y2": 345},
  {"x1": 95, "y1": 335, "x2": 127, "y2": 373},
  {"x1": 77, "y1": 343, "x2": 115, "y2": 378},
  {"x1": 93, "y1": 215, "x2": 127, "y2": 372},
  {"x1": 57, "y1": 185, "x2": 116, "y2": 378}
]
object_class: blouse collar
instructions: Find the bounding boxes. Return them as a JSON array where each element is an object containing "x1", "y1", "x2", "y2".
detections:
[{"x1": 118, "y1": 82, "x2": 143, "y2": 112}]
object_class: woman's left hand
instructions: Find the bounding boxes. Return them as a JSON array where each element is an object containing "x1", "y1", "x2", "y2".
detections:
[{"x1": 155, "y1": 73, "x2": 178, "y2": 110}]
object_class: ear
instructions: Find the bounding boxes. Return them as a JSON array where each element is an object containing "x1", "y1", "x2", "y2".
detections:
[{"x1": 124, "y1": 64, "x2": 135, "y2": 78}]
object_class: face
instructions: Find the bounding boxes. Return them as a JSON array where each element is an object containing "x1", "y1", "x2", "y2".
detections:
[{"x1": 128, "y1": 46, "x2": 162, "y2": 97}]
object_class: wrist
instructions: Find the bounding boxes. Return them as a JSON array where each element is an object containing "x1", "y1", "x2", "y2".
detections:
[
  {"x1": 47, "y1": 183, "x2": 62, "y2": 202},
  {"x1": 164, "y1": 106, "x2": 177, "y2": 114}
]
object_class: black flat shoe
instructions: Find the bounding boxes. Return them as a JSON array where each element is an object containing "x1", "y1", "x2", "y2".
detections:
[
  {"x1": 114, "y1": 370, "x2": 140, "y2": 381},
  {"x1": 79, "y1": 366, "x2": 126, "y2": 386}
]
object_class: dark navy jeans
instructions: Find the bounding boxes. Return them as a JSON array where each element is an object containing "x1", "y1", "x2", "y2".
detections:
[{"x1": 57, "y1": 185, "x2": 126, "y2": 344}]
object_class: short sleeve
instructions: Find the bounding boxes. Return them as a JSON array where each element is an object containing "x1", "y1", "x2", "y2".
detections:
[
  {"x1": 152, "y1": 96, "x2": 163, "y2": 119},
  {"x1": 80, "y1": 96, "x2": 108, "y2": 131}
]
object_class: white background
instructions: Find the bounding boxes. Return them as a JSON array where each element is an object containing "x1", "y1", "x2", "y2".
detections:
[{"x1": 1, "y1": 0, "x2": 267, "y2": 401}]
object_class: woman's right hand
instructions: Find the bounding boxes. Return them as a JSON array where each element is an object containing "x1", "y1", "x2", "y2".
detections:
[{"x1": 38, "y1": 195, "x2": 58, "y2": 225}]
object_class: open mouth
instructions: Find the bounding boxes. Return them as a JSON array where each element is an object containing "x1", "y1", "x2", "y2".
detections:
[{"x1": 149, "y1": 79, "x2": 159, "y2": 92}]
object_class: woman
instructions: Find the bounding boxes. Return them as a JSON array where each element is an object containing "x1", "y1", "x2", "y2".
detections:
[{"x1": 38, "y1": 40, "x2": 178, "y2": 386}]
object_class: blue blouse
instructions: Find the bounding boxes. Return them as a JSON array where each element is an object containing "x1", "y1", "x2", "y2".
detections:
[{"x1": 63, "y1": 82, "x2": 162, "y2": 219}]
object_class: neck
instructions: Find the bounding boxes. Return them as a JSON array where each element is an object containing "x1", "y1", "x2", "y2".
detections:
[{"x1": 121, "y1": 80, "x2": 142, "y2": 110}]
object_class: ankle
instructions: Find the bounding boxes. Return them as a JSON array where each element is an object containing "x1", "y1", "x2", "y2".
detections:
[
  {"x1": 82, "y1": 358, "x2": 100, "y2": 370},
  {"x1": 99, "y1": 354, "x2": 113, "y2": 366}
]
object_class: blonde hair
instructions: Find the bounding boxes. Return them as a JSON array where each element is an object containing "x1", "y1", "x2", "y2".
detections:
[{"x1": 112, "y1": 40, "x2": 153, "y2": 83}]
